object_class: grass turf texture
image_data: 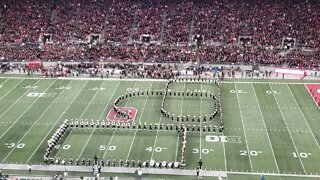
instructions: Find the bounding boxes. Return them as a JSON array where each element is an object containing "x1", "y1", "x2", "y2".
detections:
[{"x1": 0, "y1": 78, "x2": 319, "y2": 179}]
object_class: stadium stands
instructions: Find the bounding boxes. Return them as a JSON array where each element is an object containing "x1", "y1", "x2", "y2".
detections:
[{"x1": 0, "y1": 0, "x2": 319, "y2": 69}]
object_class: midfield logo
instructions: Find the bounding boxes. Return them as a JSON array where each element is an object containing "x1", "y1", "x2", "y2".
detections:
[{"x1": 205, "y1": 135, "x2": 241, "y2": 143}]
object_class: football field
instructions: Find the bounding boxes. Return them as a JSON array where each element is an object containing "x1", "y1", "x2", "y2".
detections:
[{"x1": 0, "y1": 77, "x2": 319, "y2": 179}]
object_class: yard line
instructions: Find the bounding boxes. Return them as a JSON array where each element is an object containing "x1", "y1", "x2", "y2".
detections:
[
  {"x1": 0, "y1": 78, "x2": 9, "y2": 85},
  {"x1": 54, "y1": 81, "x2": 104, "y2": 159},
  {"x1": 234, "y1": 83, "x2": 253, "y2": 172},
  {"x1": 0, "y1": 79, "x2": 40, "y2": 121},
  {"x1": 251, "y1": 84, "x2": 280, "y2": 173},
  {"x1": 199, "y1": 83, "x2": 202, "y2": 160},
  {"x1": 125, "y1": 82, "x2": 153, "y2": 161},
  {"x1": 174, "y1": 81, "x2": 185, "y2": 162},
  {"x1": 0, "y1": 79, "x2": 46, "y2": 140},
  {"x1": 0, "y1": 79, "x2": 23, "y2": 102},
  {"x1": 77, "y1": 81, "x2": 121, "y2": 159},
  {"x1": 269, "y1": 83, "x2": 307, "y2": 174},
  {"x1": 2, "y1": 80, "x2": 72, "y2": 163},
  {"x1": 26, "y1": 81, "x2": 89, "y2": 163},
  {"x1": 151, "y1": 81, "x2": 181, "y2": 161},
  {"x1": 102, "y1": 81, "x2": 138, "y2": 159},
  {"x1": 287, "y1": 84, "x2": 320, "y2": 150},
  {"x1": 219, "y1": 86, "x2": 228, "y2": 172},
  {"x1": 303, "y1": 84, "x2": 320, "y2": 110}
]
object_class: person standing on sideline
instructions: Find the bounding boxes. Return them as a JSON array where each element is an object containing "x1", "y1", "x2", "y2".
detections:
[
  {"x1": 28, "y1": 164, "x2": 31, "y2": 173},
  {"x1": 196, "y1": 168, "x2": 200, "y2": 179}
]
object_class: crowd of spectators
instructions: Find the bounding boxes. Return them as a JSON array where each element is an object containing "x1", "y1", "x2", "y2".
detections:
[
  {"x1": 132, "y1": 0, "x2": 163, "y2": 42},
  {"x1": 0, "y1": 0, "x2": 319, "y2": 69}
]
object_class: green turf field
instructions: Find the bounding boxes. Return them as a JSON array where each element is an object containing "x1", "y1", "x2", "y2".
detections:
[{"x1": 0, "y1": 77, "x2": 319, "y2": 179}]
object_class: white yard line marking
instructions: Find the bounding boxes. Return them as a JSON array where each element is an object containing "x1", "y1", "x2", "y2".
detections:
[
  {"x1": 269, "y1": 83, "x2": 307, "y2": 174},
  {"x1": 174, "y1": 82, "x2": 185, "y2": 162},
  {"x1": 0, "y1": 79, "x2": 24, "y2": 102},
  {"x1": 125, "y1": 82, "x2": 153, "y2": 161},
  {"x1": 150, "y1": 105, "x2": 165, "y2": 160},
  {"x1": 26, "y1": 81, "x2": 89, "y2": 163},
  {"x1": 251, "y1": 84, "x2": 280, "y2": 173},
  {"x1": 102, "y1": 81, "x2": 138, "y2": 159},
  {"x1": 234, "y1": 83, "x2": 253, "y2": 172},
  {"x1": 303, "y1": 84, "x2": 320, "y2": 110},
  {"x1": 0, "y1": 79, "x2": 46, "y2": 140},
  {"x1": 54, "y1": 81, "x2": 104, "y2": 159},
  {"x1": 77, "y1": 81, "x2": 121, "y2": 158},
  {"x1": 287, "y1": 84, "x2": 320, "y2": 150},
  {"x1": 2, "y1": 80, "x2": 71, "y2": 163},
  {"x1": 0, "y1": 79, "x2": 41, "y2": 123},
  {"x1": 199, "y1": 83, "x2": 202, "y2": 160}
]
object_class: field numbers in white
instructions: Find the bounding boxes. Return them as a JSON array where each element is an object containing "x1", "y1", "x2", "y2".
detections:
[
  {"x1": 55, "y1": 86, "x2": 71, "y2": 90},
  {"x1": 192, "y1": 148, "x2": 214, "y2": 155},
  {"x1": 127, "y1": 88, "x2": 139, "y2": 92},
  {"x1": 23, "y1": 85, "x2": 38, "y2": 89},
  {"x1": 293, "y1": 152, "x2": 312, "y2": 159},
  {"x1": 230, "y1": 90, "x2": 247, "y2": 94},
  {"x1": 99, "y1": 145, "x2": 117, "y2": 151},
  {"x1": 90, "y1": 87, "x2": 106, "y2": 91},
  {"x1": 145, "y1": 146, "x2": 167, "y2": 153},
  {"x1": 206, "y1": 135, "x2": 241, "y2": 143},
  {"x1": 266, "y1": 90, "x2": 280, "y2": 95},
  {"x1": 240, "y1": 150, "x2": 262, "y2": 156},
  {"x1": 27, "y1": 92, "x2": 56, "y2": 98},
  {"x1": 54, "y1": 144, "x2": 71, "y2": 150},
  {"x1": 5, "y1": 143, "x2": 25, "y2": 149}
]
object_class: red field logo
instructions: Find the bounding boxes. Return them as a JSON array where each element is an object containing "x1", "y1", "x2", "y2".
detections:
[
  {"x1": 106, "y1": 107, "x2": 138, "y2": 122},
  {"x1": 305, "y1": 84, "x2": 320, "y2": 107}
]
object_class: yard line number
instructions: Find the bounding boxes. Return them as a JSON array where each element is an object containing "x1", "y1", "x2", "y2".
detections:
[
  {"x1": 266, "y1": 90, "x2": 280, "y2": 95},
  {"x1": 240, "y1": 150, "x2": 263, "y2": 156},
  {"x1": 90, "y1": 87, "x2": 106, "y2": 91},
  {"x1": 23, "y1": 85, "x2": 38, "y2": 89},
  {"x1": 27, "y1": 92, "x2": 57, "y2": 97},
  {"x1": 99, "y1": 145, "x2": 117, "y2": 151},
  {"x1": 292, "y1": 152, "x2": 312, "y2": 159},
  {"x1": 55, "y1": 86, "x2": 71, "y2": 90},
  {"x1": 127, "y1": 88, "x2": 139, "y2": 92},
  {"x1": 230, "y1": 90, "x2": 247, "y2": 94},
  {"x1": 145, "y1": 146, "x2": 167, "y2": 153},
  {"x1": 192, "y1": 148, "x2": 214, "y2": 154},
  {"x1": 54, "y1": 144, "x2": 71, "y2": 150},
  {"x1": 5, "y1": 143, "x2": 25, "y2": 149}
]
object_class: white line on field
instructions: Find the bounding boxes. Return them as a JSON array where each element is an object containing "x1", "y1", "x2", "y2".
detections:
[
  {"x1": 126, "y1": 82, "x2": 153, "y2": 161},
  {"x1": 26, "y1": 81, "x2": 89, "y2": 163},
  {"x1": 199, "y1": 83, "x2": 202, "y2": 160},
  {"x1": 234, "y1": 83, "x2": 253, "y2": 172},
  {"x1": 0, "y1": 79, "x2": 47, "y2": 140},
  {"x1": 269, "y1": 83, "x2": 307, "y2": 174},
  {"x1": 174, "y1": 82, "x2": 185, "y2": 162},
  {"x1": 251, "y1": 84, "x2": 280, "y2": 173},
  {"x1": 219, "y1": 93, "x2": 228, "y2": 172},
  {"x1": 77, "y1": 81, "x2": 121, "y2": 159},
  {"x1": 0, "y1": 79, "x2": 25, "y2": 102},
  {"x1": 151, "y1": 81, "x2": 185, "y2": 161},
  {"x1": 2, "y1": 79, "x2": 69, "y2": 162},
  {"x1": 287, "y1": 84, "x2": 320, "y2": 150},
  {"x1": 54, "y1": 81, "x2": 102, "y2": 159},
  {"x1": 102, "y1": 81, "x2": 137, "y2": 160},
  {"x1": 303, "y1": 84, "x2": 320, "y2": 110}
]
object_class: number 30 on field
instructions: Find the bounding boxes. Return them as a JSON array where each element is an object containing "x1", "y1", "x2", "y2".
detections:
[{"x1": 5, "y1": 143, "x2": 25, "y2": 149}]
